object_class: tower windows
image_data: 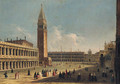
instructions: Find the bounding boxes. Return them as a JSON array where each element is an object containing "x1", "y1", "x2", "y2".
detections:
[{"x1": 38, "y1": 25, "x2": 43, "y2": 28}]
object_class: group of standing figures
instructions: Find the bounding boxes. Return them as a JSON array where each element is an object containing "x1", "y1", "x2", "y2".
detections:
[
  {"x1": 33, "y1": 69, "x2": 58, "y2": 79},
  {"x1": 88, "y1": 73, "x2": 97, "y2": 82},
  {"x1": 59, "y1": 69, "x2": 75, "y2": 79}
]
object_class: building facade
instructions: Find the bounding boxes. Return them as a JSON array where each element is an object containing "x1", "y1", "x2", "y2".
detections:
[
  {"x1": 0, "y1": 41, "x2": 39, "y2": 70},
  {"x1": 103, "y1": 41, "x2": 115, "y2": 69},
  {"x1": 115, "y1": 0, "x2": 120, "y2": 83},
  {"x1": 48, "y1": 52, "x2": 85, "y2": 62}
]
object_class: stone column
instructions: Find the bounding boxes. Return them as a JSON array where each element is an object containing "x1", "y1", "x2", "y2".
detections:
[
  {"x1": 29, "y1": 62, "x2": 31, "y2": 67},
  {"x1": 8, "y1": 48, "x2": 9, "y2": 56},
  {"x1": 24, "y1": 62, "x2": 26, "y2": 68},
  {"x1": 28, "y1": 62, "x2": 29, "y2": 67},
  {"x1": 29, "y1": 51, "x2": 30, "y2": 56},
  {"x1": 32, "y1": 61, "x2": 34, "y2": 67},
  {"x1": 18, "y1": 62, "x2": 19, "y2": 68},
  {"x1": 8, "y1": 61, "x2": 10, "y2": 69},
  {"x1": 17, "y1": 62, "x2": 19, "y2": 68},
  {"x1": 26, "y1": 62, "x2": 27, "y2": 68},
  {"x1": 36, "y1": 62, "x2": 37, "y2": 66},
  {"x1": 25, "y1": 62, "x2": 27, "y2": 68},
  {"x1": 29, "y1": 62, "x2": 30, "y2": 67},
  {"x1": 11, "y1": 61, "x2": 13, "y2": 69},
  {"x1": 4, "y1": 62, "x2": 6, "y2": 70},
  {"x1": 4, "y1": 47, "x2": 6, "y2": 56},
  {"x1": 30, "y1": 51, "x2": 31, "y2": 56},
  {"x1": 20, "y1": 62, "x2": 22, "y2": 68},
  {"x1": 18, "y1": 49, "x2": 19, "y2": 56},
  {"x1": 13, "y1": 49, "x2": 15, "y2": 56},
  {"x1": 23, "y1": 50, "x2": 24, "y2": 56},
  {"x1": 32, "y1": 62, "x2": 34, "y2": 67},
  {"x1": 37, "y1": 61, "x2": 38, "y2": 66},
  {"x1": 14, "y1": 61, "x2": 16, "y2": 69},
  {"x1": 11, "y1": 48, "x2": 13, "y2": 56},
  {"x1": 37, "y1": 61, "x2": 39, "y2": 66},
  {"x1": 33, "y1": 61, "x2": 35, "y2": 66},
  {"x1": 35, "y1": 62, "x2": 36, "y2": 66},
  {"x1": 19, "y1": 50, "x2": 21, "y2": 56},
  {"x1": 26, "y1": 51, "x2": 28, "y2": 56},
  {"x1": 26, "y1": 62, "x2": 28, "y2": 68},
  {"x1": 27, "y1": 61, "x2": 29, "y2": 67},
  {"x1": 16, "y1": 62, "x2": 18, "y2": 68}
]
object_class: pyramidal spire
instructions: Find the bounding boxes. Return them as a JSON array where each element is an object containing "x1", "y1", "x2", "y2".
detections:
[{"x1": 39, "y1": 4, "x2": 46, "y2": 20}]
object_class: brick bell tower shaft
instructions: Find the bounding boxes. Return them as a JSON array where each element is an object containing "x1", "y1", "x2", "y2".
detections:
[{"x1": 37, "y1": 4, "x2": 48, "y2": 65}]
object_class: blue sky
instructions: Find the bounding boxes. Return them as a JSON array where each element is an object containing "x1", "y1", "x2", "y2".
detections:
[{"x1": 0, "y1": 0, "x2": 116, "y2": 53}]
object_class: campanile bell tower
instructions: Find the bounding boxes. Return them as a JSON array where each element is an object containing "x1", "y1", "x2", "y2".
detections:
[{"x1": 37, "y1": 4, "x2": 48, "y2": 65}]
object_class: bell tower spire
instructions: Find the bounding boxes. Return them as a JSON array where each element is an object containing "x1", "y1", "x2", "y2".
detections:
[
  {"x1": 38, "y1": 4, "x2": 47, "y2": 29},
  {"x1": 39, "y1": 4, "x2": 46, "y2": 20}
]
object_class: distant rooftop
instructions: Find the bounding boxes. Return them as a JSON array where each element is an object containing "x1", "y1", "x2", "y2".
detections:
[{"x1": 5, "y1": 37, "x2": 33, "y2": 47}]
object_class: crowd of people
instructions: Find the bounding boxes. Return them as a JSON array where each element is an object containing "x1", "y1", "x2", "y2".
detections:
[
  {"x1": 102, "y1": 70, "x2": 114, "y2": 82},
  {"x1": 59, "y1": 70, "x2": 71, "y2": 79},
  {"x1": 59, "y1": 69, "x2": 75, "y2": 79},
  {"x1": 1, "y1": 64, "x2": 115, "y2": 83},
  {"x1": 33, "y1": 69, "x2": 58, "y2": 79},
  {"x1": 34, "y1": 72, "x2": 41, "y2": 79}
]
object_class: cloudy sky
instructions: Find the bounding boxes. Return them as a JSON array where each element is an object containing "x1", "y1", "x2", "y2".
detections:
[{"x1": 0, "y1": 0, "x2": 116, "y2": 53}]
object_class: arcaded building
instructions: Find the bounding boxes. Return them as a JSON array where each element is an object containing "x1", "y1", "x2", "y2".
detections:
[
  {"x1": 48, "y1": 51, "x2": 85, "y2": 62},
  {"x1": 0, "y1": 39, "x2": 39, "y2": 70}
]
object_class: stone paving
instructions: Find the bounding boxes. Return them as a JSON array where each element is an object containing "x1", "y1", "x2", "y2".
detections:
[{"x1": 0, "y1": 62, "x2": 115, "y2": 84}]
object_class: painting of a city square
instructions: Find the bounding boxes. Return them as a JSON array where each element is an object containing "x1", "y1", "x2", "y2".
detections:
[{"x1": 0, "y1": 0, "x2": 120, "y2": 84}]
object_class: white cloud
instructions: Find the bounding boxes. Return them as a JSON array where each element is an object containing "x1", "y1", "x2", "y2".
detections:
[
  {"x1": 48, "y1": 25, "x2": 86, "y2": 52},
  {"x1": 7, "y1": 24, "x2": 103, "y2": 53},
  {"x1": 16, "y1": 26, "x2": 32, "y2": 39},
  {"x1": 7, "y1": 24, "x2": 37, "y2": 47}
]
